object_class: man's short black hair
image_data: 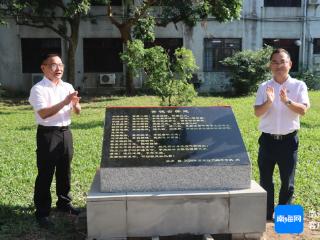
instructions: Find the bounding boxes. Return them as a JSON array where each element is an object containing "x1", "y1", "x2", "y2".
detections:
[
  {"x1": 41, "y1": 53, "x2": 61, "y2": 64},
  {"x1": 270, "y1": 48, "x2": 291, "y2": 61}
]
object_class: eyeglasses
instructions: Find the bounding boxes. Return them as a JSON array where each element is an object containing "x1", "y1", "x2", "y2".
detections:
[
  {"x1": 44, "y1": 63, "x2": 64, "y2": 71},
  {"x1": 270, "y1": 60, "x2": 289, "y2": 66}
]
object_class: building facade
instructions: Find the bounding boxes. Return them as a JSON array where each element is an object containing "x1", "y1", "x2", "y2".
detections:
[{"x1": 0, "y1": 0, "x2": 320, "y2": 94}]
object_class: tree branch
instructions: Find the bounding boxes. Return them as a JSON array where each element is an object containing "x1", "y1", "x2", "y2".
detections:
[
  {"x1": 155, "y1": 15, "x2": 183, "y2": 27},
  {"x1": 55, "y1": 0, "x2": 67, "y2": 12},
  {"x1": 16, "y1": 18, "x2": 69, "y2": 40},
  {"x1": 107, "y1": 3, "x2": 124, "y2": 28}
]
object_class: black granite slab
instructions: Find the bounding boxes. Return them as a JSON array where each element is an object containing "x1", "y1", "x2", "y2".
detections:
[{"x1": 101, "y1": 106, "x2": 250, "y2": 168}]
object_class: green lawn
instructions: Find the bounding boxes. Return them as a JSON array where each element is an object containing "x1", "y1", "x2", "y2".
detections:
[{"x1": 0, "y1": 92, "x2": 319, "y2": 239}]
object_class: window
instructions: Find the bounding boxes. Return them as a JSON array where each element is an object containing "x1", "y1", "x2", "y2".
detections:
[
  {"x1": 91, "y1": 0, "x2": 122, "y2": 6},
  {"x1": 151, "y1": 0, "x2": 167, "y2": 6},
  {"x1": 83, "y1": 38, "x2": 123, "y2": 73},
  {"x1": 263, "y1": 39, "x2": 299, "y2": 71},
  {"x1": 264, "y1": 0, "x2": 301, "y2": 7},
  {"x1": 145, "y1": 38, "x2": 183, "y2": 60},
  {"x1": 21, "y1": 38, "x2": 61, "y2": 73},
  {"x1": 314, "y1": 39, "x2": 320, "y2": 54},
  {"x1": 204, "y1": 38, "x2": 241, "y2": 72}
]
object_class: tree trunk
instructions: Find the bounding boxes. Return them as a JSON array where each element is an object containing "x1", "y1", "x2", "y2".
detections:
[
  {"x1": 66, "y1": 41, "x2": 76, "y2": 86},
  {"x1": 118, "y1": 23, "x2": 135, "y2": 95},
  {"x1": 126, "y1": 68, "x2": 134, "y2": 95},
  {"x1": 66, "y1": 16, "x2": 80, "y2": 87}
]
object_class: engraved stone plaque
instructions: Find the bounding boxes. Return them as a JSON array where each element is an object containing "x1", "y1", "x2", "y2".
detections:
[{"x1": 100, "y1": 106, "x2": 251, "y2": 192}]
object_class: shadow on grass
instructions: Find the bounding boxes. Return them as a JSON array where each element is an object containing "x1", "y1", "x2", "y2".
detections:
[
  {"x1": 0, "y1": 98, "x2": 29, "y2": 106},
  {"x1": 79, "y1": 96, "x2": 122, "y2": 103},
  {"x1": 0, "y1": 111, "x2": 16, "y2": 115},
  {"x1": 17, "y1": 126, "x2": 35, "y2": 131},
  {"x1": 18, "y1": 120, "x2": 104, "y2": 131},
  {"x1": 301, "y1": 121, "x2": 320, "y2": 129},
  {"x1": 71, "y1": 120, "x2": 104, "y2": 130},
  {"x1": 198, "y1": 91, "x2": 255, "y2": 99},
  {"x1": 0, "y1": 204, "x2": 87, "y2": 240},
  {"x1": 82, "y1": 105, "x2": 109, "y2": 109}
]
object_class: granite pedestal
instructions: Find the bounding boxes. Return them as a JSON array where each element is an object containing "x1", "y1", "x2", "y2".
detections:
[{"x1": 87, "y1": 106, "x2": 267, "y2": 239}]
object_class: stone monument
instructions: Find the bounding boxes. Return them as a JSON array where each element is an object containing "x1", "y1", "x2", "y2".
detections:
[{"x1": 87, "y1": 106, "x2": 267, "y2": 240}]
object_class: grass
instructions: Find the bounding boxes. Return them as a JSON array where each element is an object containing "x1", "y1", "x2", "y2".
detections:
[{"x1": 0, "y1": 92, "x2": 319, "y2": 239}]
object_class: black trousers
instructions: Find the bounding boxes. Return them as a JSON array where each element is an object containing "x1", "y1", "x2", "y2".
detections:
[
  {"x1": 34, "y1": 125, "x2": 73, "y2": 218},
  {"x1": 258, "y1": 132, "x2": 299, "y2": 220}
]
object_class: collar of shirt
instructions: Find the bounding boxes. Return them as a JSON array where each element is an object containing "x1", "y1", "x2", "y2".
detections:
[
  {"x1": 43, "y1": 76, "x2": 63, "y2": 87},
  {"x1": 270, "y1": 75, "x2": 293, "y2": 87}
]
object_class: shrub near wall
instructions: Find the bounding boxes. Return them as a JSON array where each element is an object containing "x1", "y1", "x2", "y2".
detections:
[
  {"x1": 121, "y1": 40, "x2": 198, "y2": 106},
  {"x1": 291, "y1": 71, "x2": 320, "y2": 90},
  {"x1": 222, "y1": 46, "x2": 273, "y2": 96}
]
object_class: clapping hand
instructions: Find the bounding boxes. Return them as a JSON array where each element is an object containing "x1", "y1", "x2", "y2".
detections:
[
  {"x1": 64, "y1": 91, "x2": 81, "y2": 106},
  {"x1": 280, "y1": 87, "x2": 288, "y2": 103},
  {"x1": 266, "y1": 86, "x2": 275, "y2": 104}
]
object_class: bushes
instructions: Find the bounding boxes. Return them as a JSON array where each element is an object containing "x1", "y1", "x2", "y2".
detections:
[
  {"x1": 291, "y1": 71, "x2": 320, "y2": 90},
  {"x1": 221, "y1": 46, "x2": 273, "y2": 95}
]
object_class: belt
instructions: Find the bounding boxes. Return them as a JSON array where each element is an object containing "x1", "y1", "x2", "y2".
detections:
[
  {"x1": 38, "y1": 125, "x2": 70, "y2": 131},
  {"x1": 262, "y1": 130, "x2": 297, "y2": 141}
]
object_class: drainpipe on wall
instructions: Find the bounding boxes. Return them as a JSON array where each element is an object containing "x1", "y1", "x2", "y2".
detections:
[
  {"x1": 306, "y1": 2, "x2": 311, "y2": 70},
  {"x1": 301, "y1": 0, "x2": 307, "y2": 71}
]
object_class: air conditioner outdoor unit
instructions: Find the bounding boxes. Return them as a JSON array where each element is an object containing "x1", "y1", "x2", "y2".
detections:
[
  {"x1": 309, "y1": 0, "x2": 320, "y2": 5},
  {"x1": 31, "y1": 73, "x2": 43, "y2": 85},
  {"x1": 99, "y1": 73, "x2": 116, "y2": 85}
]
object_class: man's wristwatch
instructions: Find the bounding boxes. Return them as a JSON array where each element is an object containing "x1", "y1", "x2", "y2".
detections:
[{"x1": 285, "y1": 99, "x2": 292, "y2": 106}]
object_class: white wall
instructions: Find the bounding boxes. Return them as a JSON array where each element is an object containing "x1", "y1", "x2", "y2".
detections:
[{"x1": 0, "y1": 19, "x2": 22, "y2": 91}]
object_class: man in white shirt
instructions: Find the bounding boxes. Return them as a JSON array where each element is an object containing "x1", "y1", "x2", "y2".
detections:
[
  {"x1": 254, "y1": 48, "x2": 310, "y2": 221},
  {"x1": 29, "y1": 53, "x2": 81, "y2": 228}
]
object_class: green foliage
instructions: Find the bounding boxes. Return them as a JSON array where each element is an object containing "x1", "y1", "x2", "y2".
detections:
[
  {"x1": 159, "y1": 0, "x2": 242, "y2": 26},
  {"x1": 291, "y1": 71, "x2": 320, "y2": 90},
  {"x1": 222, "y1": 46, "x2": 273, "y2": 96},
  {"x1": 65, "y1": 0, "x2": 91, "y2": 17},
  {"x1": 0, "y1": 1, "x2": 6, "y2": 25},
  {"x1": 120, "y1": 39, "x2": 146, "y2": 77},
  {"x1": 0, "y1": 17, "x2": 5, "y2": 25},
  {"x1": 121, "y1": 40, "x2": 198, "y2": 106},
  {"x1": 1, "y1": 0, "x2": 92, "y2": 35},
  {"x1": 208, "y1": 0, "x2": 242, "y2": 22},
  {"x1": 133, "y1": 15, "x2": 155, "y2": 42}
]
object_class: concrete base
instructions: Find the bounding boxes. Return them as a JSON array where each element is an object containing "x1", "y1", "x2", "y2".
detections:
[{"x1": 87, "y1": 171, "x2": 266, "y2": 240}]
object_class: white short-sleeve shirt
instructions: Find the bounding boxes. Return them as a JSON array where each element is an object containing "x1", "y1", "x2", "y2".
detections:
[
  {"x1": 254, "y1": 76, "x2": 310, "y2": 135},
  {"x1": 29, "y1": 77, "x2": 75, "y2": 126}
]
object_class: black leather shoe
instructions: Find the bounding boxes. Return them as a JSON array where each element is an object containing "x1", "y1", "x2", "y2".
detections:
[
  {"x1": 57, "y1": 205, "x2": 80, "y2": 216},
  {"x1": 36, "y1": 216, "x2": 54, "y2": 228}
]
